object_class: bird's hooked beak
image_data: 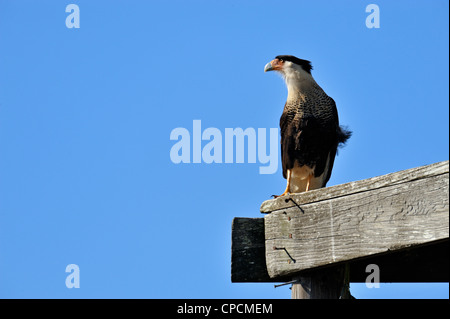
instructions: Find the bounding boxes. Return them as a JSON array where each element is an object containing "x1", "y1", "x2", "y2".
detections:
[
  {"x1": 264, "y1": 61, "x2": 274, "y2": 72},
  {"x1": 264, "y1": 58, "x2": 283, "y2": 72}
]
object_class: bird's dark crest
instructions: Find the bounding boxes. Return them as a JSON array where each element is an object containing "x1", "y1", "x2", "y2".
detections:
[{"x1": 275, "y1": 55, "x2": 313, "y2": 74}]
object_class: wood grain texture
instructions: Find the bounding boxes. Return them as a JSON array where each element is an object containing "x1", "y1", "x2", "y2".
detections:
[
  {"x1": 261, "y1": 160, "x2": 449, "y2": 214},
  {"x1": 232, "y1": 218, "x2": 284, "y2": 282},
  {"x1": 264, "y1": 161, "x2": 449, "y2": 278}
]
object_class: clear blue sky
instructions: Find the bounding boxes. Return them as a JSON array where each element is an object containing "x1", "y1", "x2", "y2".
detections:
[{"x1": 0, "y1": 0, "x2": 448, "y2": 299}]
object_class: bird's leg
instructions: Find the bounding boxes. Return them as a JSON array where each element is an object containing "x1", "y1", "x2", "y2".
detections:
[
  {"x1": 273, "y1": 170, "x2": 291, "y2": 198},
  {"x1": 305, "y1": 174, "x2": 312, "y2": 192}
]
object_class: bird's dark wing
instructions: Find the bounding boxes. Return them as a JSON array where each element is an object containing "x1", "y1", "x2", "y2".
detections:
[{"x1": 280, "y1": 100, "x2": 340, "y2": 186}]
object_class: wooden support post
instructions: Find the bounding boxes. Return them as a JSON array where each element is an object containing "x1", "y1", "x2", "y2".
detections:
[
  {"x1": 291, "y1": 277, "x2": 311, "y2": 299},
  {"x1": 291, "y1": 265, "x2": 351, "y2": 299},
  {"x1": 291, "y1": 273, "x2": 337, "y2": 299}
]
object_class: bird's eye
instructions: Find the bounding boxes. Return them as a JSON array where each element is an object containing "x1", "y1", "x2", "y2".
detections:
[{"x1": 279, "y1": 59, "x2": 284, "y2": 62}]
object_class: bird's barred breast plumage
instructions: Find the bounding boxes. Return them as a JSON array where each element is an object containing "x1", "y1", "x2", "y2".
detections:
[{"x1": 280, "y1": 82, "x2": 342, "y2": 191}]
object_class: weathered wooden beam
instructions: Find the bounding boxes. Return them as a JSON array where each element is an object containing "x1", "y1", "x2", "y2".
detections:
[
  {"x1": 231, "y1": 220, "x2": 449, "y2": 283},
  {"x1": 261, "y1": 160, "x2": 449, "y2": 213},
  {"x1": 231, "y1": 218, "x2": 270, "y2": 282},
  {"x1": 231, "y1": 218, "x2": 291, "y2": 282},
  {"x1": 262, "y1": 161, "x2": 449, "y2": 279}
]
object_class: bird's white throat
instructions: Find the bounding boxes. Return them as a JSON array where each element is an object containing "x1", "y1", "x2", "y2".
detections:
[{"x1": 282, "y1": 64, "x2": 316, "y2": 102}]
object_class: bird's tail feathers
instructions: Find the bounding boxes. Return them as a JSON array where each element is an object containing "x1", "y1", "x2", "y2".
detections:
[{"x1": 337, "y1": 126, "x2": 352, "y2": 146}]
